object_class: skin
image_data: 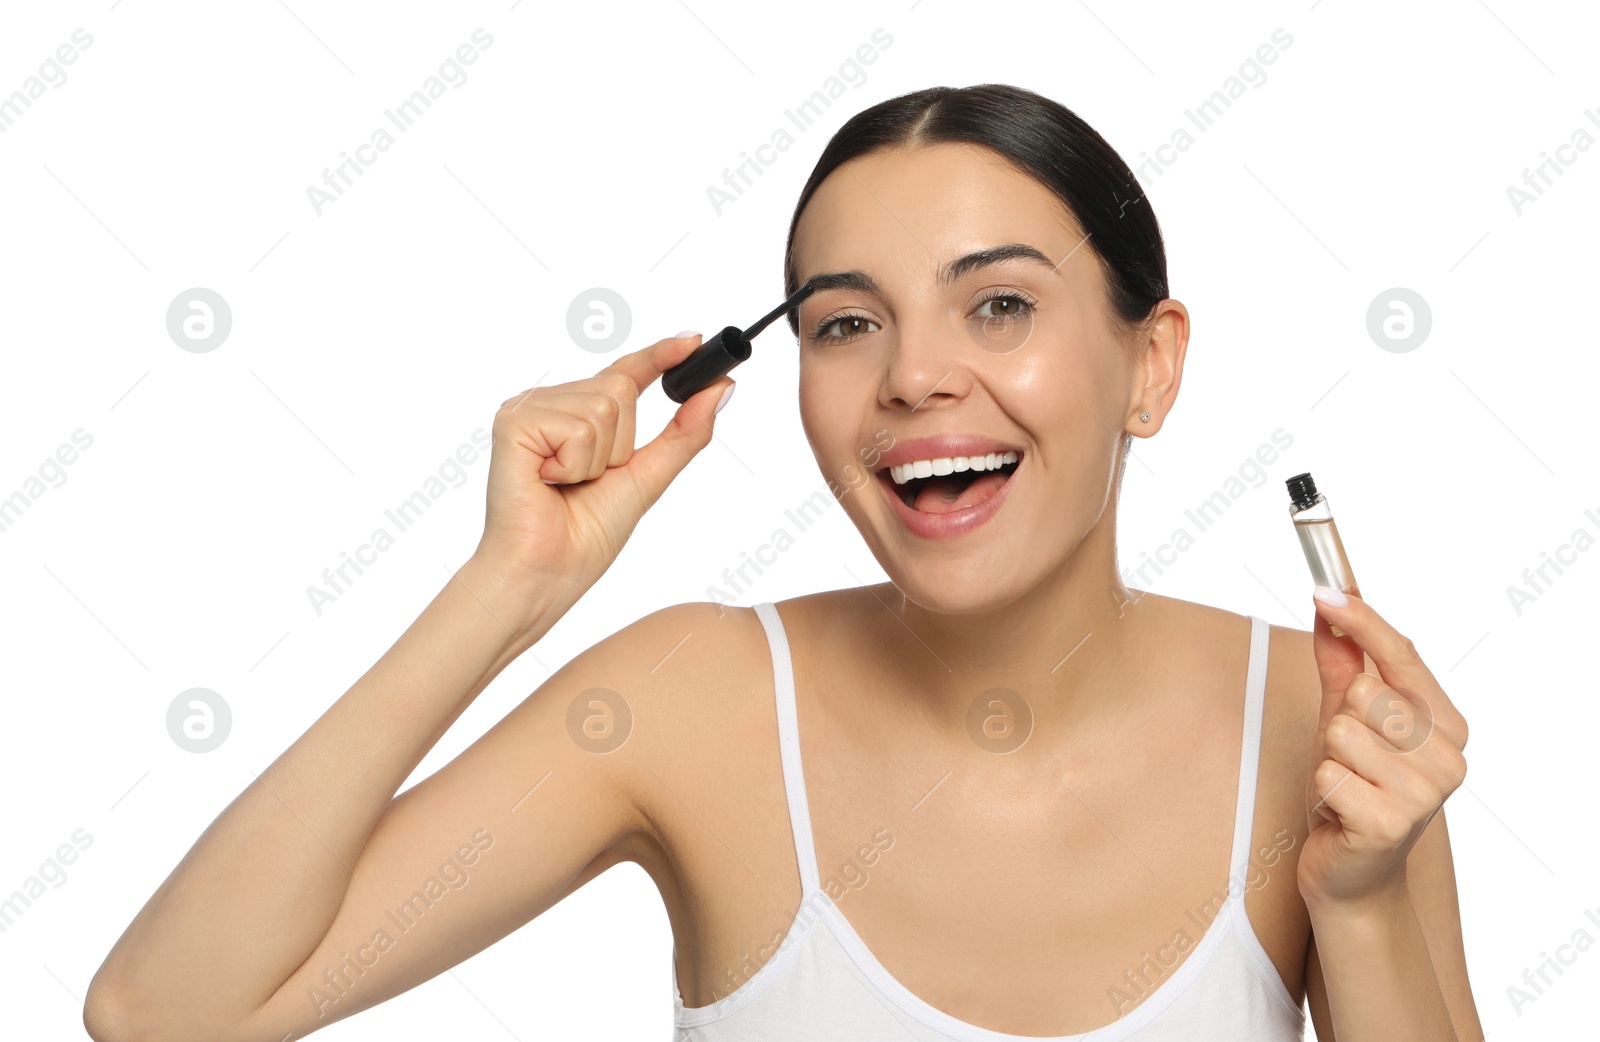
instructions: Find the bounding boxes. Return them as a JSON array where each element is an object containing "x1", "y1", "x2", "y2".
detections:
[{"x1": 81, "y1": 142, "x2": 1483, "y2": 1042}]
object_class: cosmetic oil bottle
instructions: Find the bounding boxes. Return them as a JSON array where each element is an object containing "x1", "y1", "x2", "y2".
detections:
[{"x1": 1285, "y1": 472, "x2": 1357, "y2": 638}]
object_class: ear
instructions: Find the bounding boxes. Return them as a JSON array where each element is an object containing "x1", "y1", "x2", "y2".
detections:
[{"x1": 1126, "y1": 299, "x2": 1189, "y2": 436}]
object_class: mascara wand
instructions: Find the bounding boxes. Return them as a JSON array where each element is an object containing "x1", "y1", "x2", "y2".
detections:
[{"x1": 661, "y1": 281, "x2": 816, "y2": 404}]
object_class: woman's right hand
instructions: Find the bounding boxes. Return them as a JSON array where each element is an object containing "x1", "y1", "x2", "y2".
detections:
[{"x1": 470, "y1": 332, "x2": 734, "y2": 624}]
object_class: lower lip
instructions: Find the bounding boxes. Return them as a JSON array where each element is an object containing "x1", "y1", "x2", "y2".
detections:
[{"x1": 875, "y1": 460, "x2": 1021, "y2": 540}]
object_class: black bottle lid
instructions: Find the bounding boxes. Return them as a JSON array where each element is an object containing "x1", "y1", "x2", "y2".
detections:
[{"x1": 1285, "y1": 471, "x2": 1320, "y2": 512}]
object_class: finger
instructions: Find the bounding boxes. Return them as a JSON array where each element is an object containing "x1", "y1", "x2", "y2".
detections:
[
  {"x1": 1311, "y1": 588, "x2": 1367, "y2": 727},
  {"x1": 1311, "y1": 755, "x2": 1381, "y2": 832},
  {"x1": 1323, "y1": 711, "x2": 1412, "y2": 792},
  {"x1": 1335, "y1": 671, "x2": 1392, "y2": 733},
  {"x1": 1340, "y1": 683, "x2": 1467, "y2": 832},
  {"x1": 528, "y1": 409, "x2": 598, "y2": 484},
  {"x1": 599, "y1": 371, "x2": 639, "y2": 469},
  {"x1": 620, "y1": 376, "x2": 734, "y2": 513},
  {"x1": 597, "y1": 332, "x2": 705, "y2": 399},
  {"x1": 1340, "y1": 673, "x2": 1441, "y2": 757},
  {"x1": 1311, "y1": 587, "x2": 1446, "y2": 722},
  {"x1": 535, "y1": 388, "x2": 625, "y2": 478}
]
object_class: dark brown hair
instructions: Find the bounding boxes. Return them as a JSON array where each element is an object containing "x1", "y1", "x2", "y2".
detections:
[{"x1": 784, "y1": 83, "x2": 1167, "y2": 336}]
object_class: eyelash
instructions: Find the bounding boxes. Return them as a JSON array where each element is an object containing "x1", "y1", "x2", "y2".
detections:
[{"x1": 808, "y1": 289, "x2": 1040, "y2": 343}]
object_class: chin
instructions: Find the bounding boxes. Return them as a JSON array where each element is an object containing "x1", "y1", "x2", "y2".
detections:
[{"x1": 876, "y1": 554, "x2": 1042, "y2": 618}]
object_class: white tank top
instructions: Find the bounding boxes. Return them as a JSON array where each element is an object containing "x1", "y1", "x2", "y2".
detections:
[{"x1": 671, "y1": 602, "x2": 1307, "y2": 1040}]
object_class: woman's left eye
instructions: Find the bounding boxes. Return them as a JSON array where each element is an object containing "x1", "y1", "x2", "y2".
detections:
[{"x1": 973, "y1": 292, "x2": 1036, "y2": 320}]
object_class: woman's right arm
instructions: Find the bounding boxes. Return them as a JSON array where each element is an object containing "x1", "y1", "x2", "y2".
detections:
[{"x1": 82, "y1": 333, "x2": 735, "y2": 1042}]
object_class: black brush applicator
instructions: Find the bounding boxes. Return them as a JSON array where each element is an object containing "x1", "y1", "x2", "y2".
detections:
[{"x1": 661, "y1": 281, "x2": 816, "y2": 404}]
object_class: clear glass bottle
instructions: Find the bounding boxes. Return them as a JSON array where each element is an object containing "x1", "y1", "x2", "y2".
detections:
[{"x1": 1286, "y1": 472, "x2": 1357, "y2": 637}]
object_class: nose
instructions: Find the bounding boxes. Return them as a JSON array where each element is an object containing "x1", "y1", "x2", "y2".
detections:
[{"x1": 877, "y1": 312, "x2": 975, "y2": 412}]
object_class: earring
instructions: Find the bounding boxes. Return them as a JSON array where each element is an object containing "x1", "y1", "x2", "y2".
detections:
[{"x1": 1140, "y1": 411, "x2": 1150, "y2": 423}]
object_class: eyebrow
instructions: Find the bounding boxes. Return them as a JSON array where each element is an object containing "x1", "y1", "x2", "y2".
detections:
[{"x1": 801, "y1": 242, "x2": 1058, "y2": 297}]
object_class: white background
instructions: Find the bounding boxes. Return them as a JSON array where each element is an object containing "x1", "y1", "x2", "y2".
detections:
[{"x1": 2, "y1": 0, "x2": 1595, "y2": 1038}]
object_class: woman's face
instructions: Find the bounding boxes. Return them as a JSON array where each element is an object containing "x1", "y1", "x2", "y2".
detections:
[{"x1": 790, "y1": 141, "x2": 1182, "y2": 615}]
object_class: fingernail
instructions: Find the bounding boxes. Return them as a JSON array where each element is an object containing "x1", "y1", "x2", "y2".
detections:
[
  {"x1": 1312, "y1": 585, "x2": 1348, "y2": 607},
  {"x1": 676, "y1": 330, "x2": 700, "y2": 340},
  {"x1": 714, "y1": 382, "x2": 736, "y2": 415}
]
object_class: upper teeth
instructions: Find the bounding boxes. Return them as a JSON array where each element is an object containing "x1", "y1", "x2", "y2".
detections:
[{"x1": 889, "y1": 451, "x2": 1019, "y2": 485}]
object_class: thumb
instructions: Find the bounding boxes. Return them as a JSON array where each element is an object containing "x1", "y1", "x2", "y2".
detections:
[{"x1": 622, "y1": 377, "x2": 735, "y2": 513}]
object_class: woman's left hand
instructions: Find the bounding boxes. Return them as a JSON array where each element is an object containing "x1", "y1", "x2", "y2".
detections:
[{"x1": 1297, "y1": 585, "x2": 1469, "y2": 915}]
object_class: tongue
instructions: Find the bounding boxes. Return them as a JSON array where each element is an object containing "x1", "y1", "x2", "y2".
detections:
[{"x1": 912, "y1": 471, "x2": 1009, "y2": 513}]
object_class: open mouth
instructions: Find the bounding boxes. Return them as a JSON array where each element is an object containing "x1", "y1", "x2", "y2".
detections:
[{"x1": 877, "y1": 452, "x2": 1022, "y2": 515}]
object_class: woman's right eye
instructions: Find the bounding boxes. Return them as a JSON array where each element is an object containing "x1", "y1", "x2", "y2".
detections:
[{"x1": 812, "y1": 314, "x2": 880, "y2": 342}]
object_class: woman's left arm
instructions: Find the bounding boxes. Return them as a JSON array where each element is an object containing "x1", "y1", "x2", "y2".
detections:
[
  {"x1": 1305, "y1": 807, "x2": 1485, "y2": 1041},
  {"x1": 1297, "y1": 586, "x2": 1482, "y2": 1042}
]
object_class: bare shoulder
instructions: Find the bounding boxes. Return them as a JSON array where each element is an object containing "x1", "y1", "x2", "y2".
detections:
[
  {"x1": 1249, "y1": 608, "x2": 1325, "y2": 997},
  {"x1": 587, "y1": 589, "x2": 862, "y2": 840},
  {"x1": 585, "y1": 594, "x2": 859, "y2": 940},
  {"x1": 1262, "y1": 617, "x2": 1325, "y2": 758},
  {"x1": 1163, "y1": 592, "x2": 1322, "y2": 782},
  {"x1": 1254, "y1": 614, "x2": 1325, "y2": 881},
  {"x1": 571, "y1": 600, "x2": 778, "y2": 853},
  {"x1": 1136, "y1": 589, "x2": 1322, "y2": 745},
  {"x1": 581, "y1": 598, "x2": 769, "y2": 735}
]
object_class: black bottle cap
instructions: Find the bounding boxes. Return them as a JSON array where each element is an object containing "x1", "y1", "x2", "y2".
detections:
[{"x1": 1285, "y1": 471, "x2": 1319, "y2": 512}]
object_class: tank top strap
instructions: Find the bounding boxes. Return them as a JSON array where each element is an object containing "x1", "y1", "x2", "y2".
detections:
[
  {"x1": 752, "y1": 602, "x2": 822, "y2": 895},
  {"x1": 1228, "y1": 614, "x2": 1272, "y2": 900}
]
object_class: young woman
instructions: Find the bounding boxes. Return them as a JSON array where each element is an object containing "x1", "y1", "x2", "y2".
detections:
[{"x1": 85, "y1": 84, "x2": 1480, "y2": 1041}]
